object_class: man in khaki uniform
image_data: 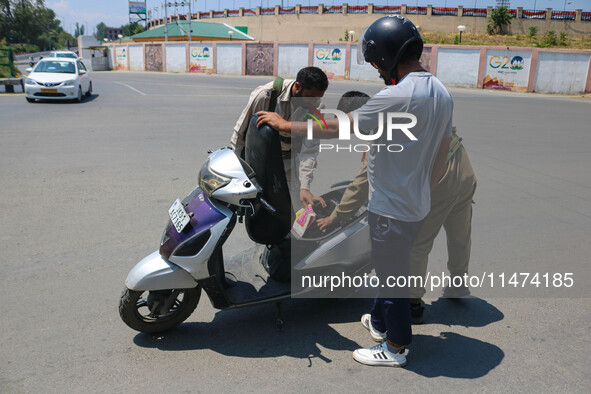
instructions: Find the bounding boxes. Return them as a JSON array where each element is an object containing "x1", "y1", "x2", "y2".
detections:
[
  {"x1": 230, "y1": 66, "x2": 329, "y2": 209},
  {"x1": 317, "y1": 125, "x2": 477, "y2": 324}
]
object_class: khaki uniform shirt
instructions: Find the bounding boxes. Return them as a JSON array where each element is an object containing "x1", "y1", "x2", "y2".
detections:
[
  {"x1": 229, "y1": 79, "x2": 320, "y2": 190},
  {"x1": 330, "y1": 132, "x2": 475, "y2": 223}
]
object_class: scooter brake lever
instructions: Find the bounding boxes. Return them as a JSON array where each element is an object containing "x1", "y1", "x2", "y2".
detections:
[{"x1": 247, "y1": 200, "x2": 256, "y2": 216}]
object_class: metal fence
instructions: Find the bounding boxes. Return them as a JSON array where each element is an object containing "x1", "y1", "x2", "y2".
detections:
[
  {"x1": 551, "y1": 11, "x2": 576, "y2": 20},
  {"x1": 522, "y1": 9, "x2": 546, "y2": 19},
  {"x1": 373, "y1": 5, "x2": 401, "y2": 14},
  {"x1": 279, "y1": 7, "x2": 296, "y2": 14},
  {"x1": 406, "y1": 6, "x2": 428, "y2": 15},
  {"x1": 432, "y1": 7, "x2": 458, "y2": 16},
  {"x1": 323, "y1": 5, "x2": 342, "y2": 14},
  {"x1": 462, "y1": 8, "x2": 488, "y2": 17}
]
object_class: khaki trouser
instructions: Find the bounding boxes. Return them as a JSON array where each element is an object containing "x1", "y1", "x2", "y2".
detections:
[
  {"x1": 410, "y1": 144, "x2": 477, "y2": 299},
  {"x1": 284, "y1": 157, "x2": 302, "y2": 214}
]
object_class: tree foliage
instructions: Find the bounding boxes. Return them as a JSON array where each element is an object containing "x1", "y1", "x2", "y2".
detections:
[
  {"x1": 95, "y1": 22, "x2": 107, "y2": 41},
  {"x1": 74, "y1": 22, "x2": 85, "y2": 38},
  {"x1": 487, "y1": 6, "x2": 512, "y2": 35},
  {"x1": 0, "y1": 0, "x2": 75, "y2": 52},
  {"x1": 121, "y1": 22, "x2": 144, "y2": 37}
]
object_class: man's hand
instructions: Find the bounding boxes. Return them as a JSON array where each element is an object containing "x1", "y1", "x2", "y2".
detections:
[
  {"x1": 316, "y1": 216, "x2": 333, "y2": 231},
  {"x1": 300, "y1": 189, "x2": 326, "y2": 209},
  {"x1": 256, "y1": 111, "x2": 290, "y2": 133}
]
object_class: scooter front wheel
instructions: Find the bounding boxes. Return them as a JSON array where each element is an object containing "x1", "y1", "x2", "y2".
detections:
[{"x1": 119, "y1": 287, "x2": 201, "y2": 333}]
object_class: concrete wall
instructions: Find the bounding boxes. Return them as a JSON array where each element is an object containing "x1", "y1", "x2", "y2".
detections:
[
  {"x1": 165, "y1": 44, "x2": 187, "y2": 73},
  {"x1": 349, "y1": 45, "x2": 381, "y2": 82},
  {"x1": 278, "y1": 44, "x2": 308, "y2": 78},
  {"x1": 216, "y1": 44, "x2": 242, "y2": 75},
  {"x1": 129, "y1": 45, "x2": 144, "y2": 71},
  {"x1": 535, "y1": 51, "x2": 591, "y2": 94},
  {"x1": 149, "y1": 6, "x2": 591, "y2": 41},
  {"x1": 312, "y1": 44, "x2": 346, "y2": 80},
  {"x1": 436, "y1": 48, "x2": 481, "y2": 88},
  {"x1": 105, "y1": 42, "x2": 591, "y2": 95},
  {"x1": 483, "y1": 49, "x2": 532, "y2": 91},
  {"x1": 77, "y1": 35, "x2": 100, "y2": 68},
  {"x1": 115, "y1": 47, "x2": 128, "y2": 71},
  {"x1": 189, "y1": 44, "x2": 214, "y2": 73}
]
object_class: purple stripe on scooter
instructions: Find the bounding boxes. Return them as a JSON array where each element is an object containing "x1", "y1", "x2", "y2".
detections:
[{"x1": 160, "y1": 188, "x2": 226, "y2": 259}]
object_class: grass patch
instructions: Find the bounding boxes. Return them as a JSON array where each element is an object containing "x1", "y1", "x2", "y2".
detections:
[{"x1": 422, "y1": 32, "x2": 591, "y2": 49}]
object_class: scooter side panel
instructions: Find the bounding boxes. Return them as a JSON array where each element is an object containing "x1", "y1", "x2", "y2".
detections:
[
  {"x1": 125, "y1": 251, "x2": 198, "y2": 291},
  {"x1": 168, "y1": 216, "x2": 231, "y2": 280},
  {"x1": 293, "y1": 216, "x2": 370, "y2": 272},
  {"x1": 160, "y1": 189, "x2": 227, "y2": 259}
]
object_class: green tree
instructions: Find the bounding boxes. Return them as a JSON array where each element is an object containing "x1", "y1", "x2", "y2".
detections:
[
  {"x1": 559, "y1": 31, "x2": 568, "y2": 46},
  {"x1": 121, "y1": 22, "x2": 144, "y2": 37},
  {"x1": 0, "y1": 0, "x2": 74, "y2": 51},
  {"x1": 488, "y1": 6, "x2": 512, "y2": 35},
  {"x1": 95, "y1": 22, "x2": 107, "y2": 41},
  {"x1": 132, "y1": 24, "x2": 144, "y2": 35},
  {"x1": 528, "y1": 26, "x2": 538, "y2": 39}
]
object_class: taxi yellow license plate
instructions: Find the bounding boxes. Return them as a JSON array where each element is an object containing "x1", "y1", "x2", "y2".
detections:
[{"x1": 40, "y1": 88, "x2": 58, "y2": 93}]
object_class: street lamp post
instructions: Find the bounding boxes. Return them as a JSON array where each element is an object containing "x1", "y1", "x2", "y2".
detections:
[
  {"x1": 348, "y1": 30, "x2": 355, "y2": 42},
  {"x1": 457, "y1": 25, "x2": 466, "y2": 44},
  {"x1": 118, "y1": 34, "x2": 123, "y2": 44},
  {"x1": 228, "y1": 30, "x2": 234, "y2": 41}
]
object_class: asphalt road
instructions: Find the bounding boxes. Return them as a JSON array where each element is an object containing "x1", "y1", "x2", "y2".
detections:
[{"x1": 1, "y1": 71, "x2": 590, "y2": 393}]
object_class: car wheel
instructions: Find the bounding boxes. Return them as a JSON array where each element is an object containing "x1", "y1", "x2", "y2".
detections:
[
  {"x1": 86, "y1": 81, "x2": 92, "y2": 97},
  {"x1": 26, "y1": 97, "x2": 35, "y2": 103},
  {"x1": 76, "y1": 86, "x2": 83, "y2": 103}
]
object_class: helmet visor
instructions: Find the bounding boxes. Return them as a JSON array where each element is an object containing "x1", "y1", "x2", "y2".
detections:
[{"x1": 356, "y1": 29, "x2": 367, "y2": 65}]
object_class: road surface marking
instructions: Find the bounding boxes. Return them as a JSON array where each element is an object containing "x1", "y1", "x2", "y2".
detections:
[{"x1": 114, "y1": 81, "x2": 146, "y2": 96}]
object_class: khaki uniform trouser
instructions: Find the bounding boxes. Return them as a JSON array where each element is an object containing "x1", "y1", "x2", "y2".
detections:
[
  {"x1": 284, "y1": 157, "x2": 302, "y2": 214},
  {"x1": 410, "y1": 145, "x2": 477, "y2": 299}
]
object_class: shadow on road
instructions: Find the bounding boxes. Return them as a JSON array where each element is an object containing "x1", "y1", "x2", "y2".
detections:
[
  {"x1": 134, "y1": 298, "x2": 368, "y2": 365},
  {"x1": 407, "y1": 332, "x2": 504, "y2": 378},
  {"x1": 132, "y1": 296, "x2": 504, "y2": 375},
  {"x1": 28, "y1": 93, "x2": 99, "y2": 104},
  {"x1": 424, "y1": 297, "x2": 505, "y2": 327}
]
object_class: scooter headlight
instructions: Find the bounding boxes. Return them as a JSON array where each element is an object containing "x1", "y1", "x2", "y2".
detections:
[{"x1": 198, "y1": 158, "x2": 231, "y2": 195}]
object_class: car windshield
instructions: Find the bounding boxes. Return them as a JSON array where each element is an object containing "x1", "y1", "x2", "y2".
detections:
[
  {"x1": 55, "y1": 53, "x2": 77, "y2": 59},
  {"x1": 34, "y1": 61, "x2": 76, "y2": 74}
]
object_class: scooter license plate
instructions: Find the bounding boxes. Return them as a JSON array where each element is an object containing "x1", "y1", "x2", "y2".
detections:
[{"x1": 168, "y1": 198, "x2": 191, "y2": 233}]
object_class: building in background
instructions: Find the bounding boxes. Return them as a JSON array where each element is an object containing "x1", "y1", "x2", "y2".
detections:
[{"x1": 106, "y1": 27, "x2": 124, "y2": 41}]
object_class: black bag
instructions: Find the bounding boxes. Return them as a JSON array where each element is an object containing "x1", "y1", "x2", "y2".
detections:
[{"x1": 244, "y1": 115, "x2": 293, "y2": 245}]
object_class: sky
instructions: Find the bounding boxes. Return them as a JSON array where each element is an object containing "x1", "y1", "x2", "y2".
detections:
[{"x1": 46, "y1": 0, "x2": 590, "y2": 36}]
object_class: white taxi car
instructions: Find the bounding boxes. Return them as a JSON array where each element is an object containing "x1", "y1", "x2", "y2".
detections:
[
  {"x1": 25, "y1": 57, "x2": 92, "y2": 103},
  {"x1": 49, "y1": 50, "x2": 79, "y2": 60}
]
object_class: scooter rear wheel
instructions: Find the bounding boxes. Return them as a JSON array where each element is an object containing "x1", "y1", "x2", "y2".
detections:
[{"x1": 119, "y1": 287, "x2": 201, "y2": 333}]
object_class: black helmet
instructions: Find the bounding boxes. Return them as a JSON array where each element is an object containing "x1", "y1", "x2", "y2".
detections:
[{"x1": 358, "y1": 15, "x2": 423, "y2": 73}]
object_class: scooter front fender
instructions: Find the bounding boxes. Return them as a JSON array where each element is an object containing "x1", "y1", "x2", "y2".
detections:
[{"x1": 125, "y1": 251, "x2": 198, "y2": 291}]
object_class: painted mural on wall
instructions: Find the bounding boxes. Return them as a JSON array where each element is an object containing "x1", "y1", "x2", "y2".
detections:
[
  {"x1": 189, "y1": 44, "x2": 214, "y2": 73},
  {"x1": 115, "y1": 47, "x2": 128, "y2": 71},
  {"x1": 483, "y1": 50, "x2": 531, "y2": 91},
  {"x1": 145, "y1": 44, "x2": 163, "y2": 72},
  {"x1": 246, "y1": 44, "x2": 274, "y2": 76},
  {"x1": 312, "y1": 45, "x2": 346, "y2": 80}
]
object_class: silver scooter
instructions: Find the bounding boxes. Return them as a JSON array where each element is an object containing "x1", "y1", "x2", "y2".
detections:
[{"x1": 119, "y1": 139, "x2": 371, "y2": 334}]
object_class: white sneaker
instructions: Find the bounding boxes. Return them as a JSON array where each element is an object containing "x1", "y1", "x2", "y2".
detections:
[
  {"x1": 353, "y1": 342, "x2": 407, "y2": 367},
  {"x1": 442, "y1": 284, "x2": 471, "y2": 298},
  {"x1": 361, "y1": 313, "x2": 387, "y2": 342}
]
